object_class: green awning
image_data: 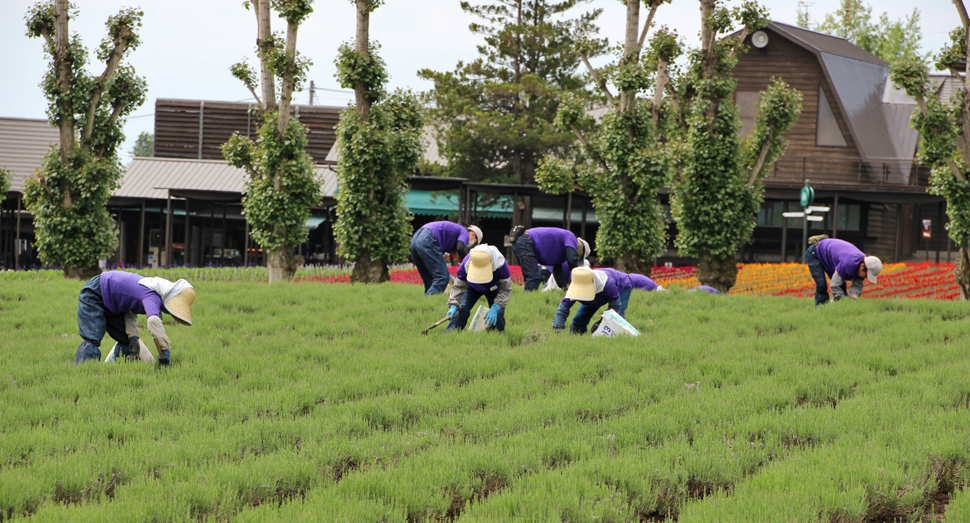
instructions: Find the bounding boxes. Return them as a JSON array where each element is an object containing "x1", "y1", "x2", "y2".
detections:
[{"x1": 406, "y1": 190, "x2": 513, "y2": 218}]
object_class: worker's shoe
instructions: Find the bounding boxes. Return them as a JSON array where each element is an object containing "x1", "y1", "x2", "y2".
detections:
[{"x1": 74, "y1": 341, "x2": 102, "y2": 365}]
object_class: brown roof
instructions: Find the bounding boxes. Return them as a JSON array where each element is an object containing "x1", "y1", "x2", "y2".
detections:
[
  {"x1": 765, "y1": 22, "x2": 898, "y2": 160},
  {"x1": 0, "y1": 117, "x2": 59, "y2": 193},
  {"x1": 116, "y1": 156, "x2": 338, "y2": 200},
  {"x1": 153, "y1": 99, "x2": 343, "y2": 164}
]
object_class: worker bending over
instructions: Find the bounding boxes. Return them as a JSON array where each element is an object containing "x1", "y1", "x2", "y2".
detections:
[
  {"x1": 804, "y1": 236, "x2": 882, "y2": 306},
  {"x1": 411, "y1": 221, "x2": 482, "y2": 296},
  {"x1": 554, "y1": 266, "x2": 633, "y2": 334},
  {"x1": 510, "y1": 226, "x2": 589, "y2": 291},
  {"x1": 75, "y1": 271, "x2": 195, "y2": 365},
  {"x1": 445, "y1": 244, "x2": 512, "y2": 332},
  {"x1": 629, "y1": 273, "x2": 664, "y2": 292}
]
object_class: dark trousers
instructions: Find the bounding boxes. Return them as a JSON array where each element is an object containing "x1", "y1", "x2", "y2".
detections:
[
  {"x1": 511, "y1": 234, "x2": 564, "y2": 291},
  {"x1": 571, "y1": 287, "x2": 632, "y2": 334},
  {"x1": 75, "y1": 275, "x2": 135, "y2": 364},
  {"x1": 804, "y1": 244, "x2": 846, "y2": 306},
  {"x1": 446, "y1": 288, "x2": 505, "y2": 332},
  {"x1": 411, "y1": 228, "x2": 450, "y2": 295}
]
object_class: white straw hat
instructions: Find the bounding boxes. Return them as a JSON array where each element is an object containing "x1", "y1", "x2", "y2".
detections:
[
  {"x1": 165, "y1": 287, "x2": 195, "y2": 325},
  {"x1": 565, "y1": 267, "x2": 596, "y2": 301}
]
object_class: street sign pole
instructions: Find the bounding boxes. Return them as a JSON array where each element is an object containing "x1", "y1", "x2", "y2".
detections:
[{"x1": 800, "y1": 180, "x2": 814, "y2": 252}]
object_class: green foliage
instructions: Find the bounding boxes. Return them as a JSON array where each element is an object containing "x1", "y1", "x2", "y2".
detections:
[
  {"x1": 223, "y1": 114, "x2": 321, "y2": 254},
  {"x1": 22, "y1": 149, "x2": 121, "y2": 268},
  {"x1": 891, "y1": 57, "x2": 969, "y2": 248},
  {"x1": 335, "y1": 41, "x2": 388, "y2": 104},
  {"x1": 333, "y1": 91, "x2": 423, "y2": 264},
  {"x1": 936, "y1": 27, "x2": 968, "y2": 74},
  {"x1": 669, "y1": 1, "x2": 800, "y2": 291},
  {"x1": 23, "y1": 1, "x2": 146, "y2": 272},
  {"x1": 810, "y1": 0, "x2": 927, "y2": 66},
  {"x1": 418, "y1": 0, "x2": 607, "y2": 184},
  {"x1": 0, "y1": 168, "x2": 10, "y2": 195},
  {"x1": 2, "y1": 279, "x2": 970, "y2": 520},
  {"x1": 129, "y1": 131, "x2": 153, "y2": 157}
]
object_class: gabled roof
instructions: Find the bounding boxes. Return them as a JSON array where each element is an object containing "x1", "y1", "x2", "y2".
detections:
[
  {"x1": 0, "y1": 117, "x2": 59, "y2": 193},
  {"x1": 115, "y1": 156, "x2": 338, "y2": 200},
  {"x1": 766, "y1": 22, "x2": 899, "y2": 160}
]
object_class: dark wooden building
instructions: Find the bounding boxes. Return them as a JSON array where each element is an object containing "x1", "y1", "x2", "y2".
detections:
[{"x1": 732, "y1": 22, "x2": 950, "y2": 263}]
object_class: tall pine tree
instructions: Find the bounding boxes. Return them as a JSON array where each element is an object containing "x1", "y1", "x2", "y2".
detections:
[{"x1": 419, "y1": 0, "x2": 607, "y2": 189}]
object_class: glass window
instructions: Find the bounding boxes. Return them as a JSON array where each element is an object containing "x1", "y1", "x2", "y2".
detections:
[
  {"x1": 836, "y1": 203, "x2": 861, "y2": 231},
  {"x1": 816, "y1": 85, "x2": 847, "y2": 147}
]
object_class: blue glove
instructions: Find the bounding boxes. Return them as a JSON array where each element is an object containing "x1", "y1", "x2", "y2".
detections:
[
  {"x1": 485, "y1": 304, "x2": 502, "y2": 327},
  {"x1": 158, "y1": 350, "x2": 171, "y2": 366},
  {"x1": 446, "y1": 305, "x2": 459, "y2": 319}
]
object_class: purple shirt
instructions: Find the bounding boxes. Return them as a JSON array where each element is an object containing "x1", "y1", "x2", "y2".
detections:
[
  {"x1": 100, "y1": 271, "x2": 163, "y2": 318},
  {"x1": 457, "y1": 253, "x2": 511, "y2": 293},
  {"x1": 815, "y1": 239, "x2": 865, "y2": 281},
  {"x1": 527, "y1": 227, "x2": 579, "y2": 266},
  {"x1": 421, "y1": 221, "x2": 469, "y2": 253},
  {"x1": 560, "y1": 268, "x2": 632, "y2": 309},
  {"x1": 629, "y1": 273, "x2": 659, "y2": 291}
]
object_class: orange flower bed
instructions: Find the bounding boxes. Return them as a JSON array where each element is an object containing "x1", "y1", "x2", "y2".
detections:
[{"x1": 652, "y1": 262, "x2": 963, "y2": 300}]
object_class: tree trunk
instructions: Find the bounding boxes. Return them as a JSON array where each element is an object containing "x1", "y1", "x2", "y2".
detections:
[
  {"x1": 620, "y1": 0, "x2": 639, "y2": 114},
  {"x1": 63, "y1": 266, "x2": 102, "y2": 280},
  {"x1": 255, "y1": 0, "x2": 276, "y2": 114},
  {"x1": 955, "y1": 246, "x2": 970, "y2": 300},
  {"x1": 697, "y1": 252, "x2": 737, "y2": 294},
  {"x1": 351, "y1": 251, "x2": 389, "y2": 283},
  {"x1": 355, "y1": 0, "x2": 371, "y2": 121},
  {"x1": 615, "y1": 253, "x2": 651, "y2": 277},
  {"x1": 266, "y1": 247, "x2": 298, "y2": 284}
]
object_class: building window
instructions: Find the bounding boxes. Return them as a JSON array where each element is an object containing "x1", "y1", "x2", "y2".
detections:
[
  {"x1": 816, "y1": 84, "x2": 847, "y2": 147},
  {"x1": 757, "y1": 201, "x2": 860, "y2": 231},
  {"x1": 736, "y1": 91, "x2": 761, "y2": 138}
]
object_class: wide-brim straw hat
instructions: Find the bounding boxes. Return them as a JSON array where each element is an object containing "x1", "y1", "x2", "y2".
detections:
[
  {"x1": 467, "y1": 250, "x2": 494, "y2": 284},
  {"x1": 165, "y1": 287, "x2": 196, "y2": 326},
  {"x1": 565, "y1": 267, "x2": 596, "y2": 301}
]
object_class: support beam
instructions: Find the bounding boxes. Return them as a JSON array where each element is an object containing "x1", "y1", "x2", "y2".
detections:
[
  {"x1": 831, "y1": 193, "x2": 839, "y2": 238},
  {"x1": 781, "y1": 201, "x2": 788, "y2": 262},
  {"x1": 15, "y1": 195, "x2": 22, "y2": 271},
  {"x1": 138, "y1": 201, "x2": 146, "y2": 267},
  {"x1": 185, "y1": 198, "x2": 191, "y2": 267},
  {"x1": 165, "y1": 191, "x2": 173, "y2": 269}
]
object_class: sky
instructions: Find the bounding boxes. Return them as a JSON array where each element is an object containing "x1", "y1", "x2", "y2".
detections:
[{"x1": 0, "y1": 0, "x2": 954, "y2": 161}]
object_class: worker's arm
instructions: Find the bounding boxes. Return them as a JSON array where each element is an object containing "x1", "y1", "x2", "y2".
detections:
[
  {"x1": 447, "y1": 279, "x2": 468, "y2": 307},
  {"x1": 564, "y1": 246, "x2": 580, "y2": 272},
  {"x1": 830, "y1": 272, "x2": 847, "y2": 300},
  {"x1": 848, "y1": 277, "x2": 864, "y2": 299},
  {"x1": 124, "y1": 313, "x2": 140, "y2": 346},
  {"x1": 493, "y1": 278, "x2": 513, "y2": 307},
  {"x1": 146, "y1": 315, "x2": 172, "y2": 365},
  {"x1": 552, "y1": 298, "x2": 574, "y2": 331},
  {"x1": 454, "y1": 240, "x2": 467, "y2": 259}
]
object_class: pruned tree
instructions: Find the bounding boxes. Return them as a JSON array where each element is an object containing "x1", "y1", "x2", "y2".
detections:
[
  {"x1": 332, "y1": 0, "x2": 425, "y2": 283},
  {"x1": 670, "y1": 0, "x2": 801, "y2": 292},
  {"x1": 535, "y1": 0, "x2": 676, "y2": 275},
  {"x1": 222, "y1": 0, "x2": 321, "y2": 283},
  {"x1": 891, "y1": 1, "x2": 970, "y2": 299},
  {"x1": 0, "y1": 168, "x2": 10, "y2": 196},
  {"x1": 22, "y1": 0, "x2": 146, "y2": 279}
]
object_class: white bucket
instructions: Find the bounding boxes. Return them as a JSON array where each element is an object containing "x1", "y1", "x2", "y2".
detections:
[
  {"x1": 467, "y1": 304, "x2": 488, "y2": 332},
  {"x1": 592, "y1": 309, "x2": 641, "y2": 337},
  {"x1": 104, "y1": 338, "x2": 156, "y2": 363}
]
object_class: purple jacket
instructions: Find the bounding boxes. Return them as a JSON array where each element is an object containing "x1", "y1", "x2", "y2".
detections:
[
  {"x1": 815, "y1": 239, "x2": 865, "y2": 281},
  {"x1": 629, "y1": 273, "x2": 659, "y2": 291},
  {"x1": 526, "y1": 227, "x2": 579, "y2": 266},
  {"x1": 421, "y1": 221, "x2": 469, "y2": 253},
  {"x1": 100, "y1": 271, "x2": 163, "y2": 318}
]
